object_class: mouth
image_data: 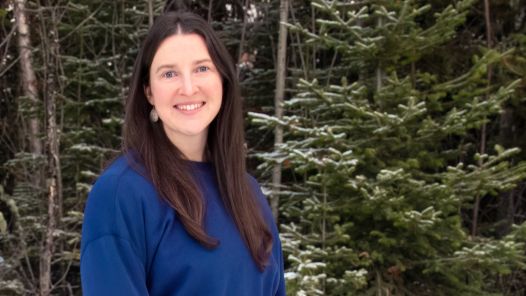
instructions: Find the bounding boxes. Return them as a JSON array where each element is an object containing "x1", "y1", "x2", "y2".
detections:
[{"x1": 174, "y1": 102, "x2": 206, "y2": 111}]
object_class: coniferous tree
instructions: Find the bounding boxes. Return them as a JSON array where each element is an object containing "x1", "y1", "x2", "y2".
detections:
[
  {"x1": 251, "y1": 0, "x2": 526, "y2": 294},
  {"x1": 1, "y1": 0, "x2": 525, "y2": 294},
  {"x1": 1, "y1": 0, "x2": 161, "y2": 293},
  {"x1": 0, "y1": 0, "x2": 277, "y2": 293}
]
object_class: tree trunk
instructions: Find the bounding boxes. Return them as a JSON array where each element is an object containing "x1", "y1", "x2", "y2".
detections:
[
  {"x1": 14, "y1": 0, "x2": 42, "y2": 180},
  {"x1": 472, "y1": 0, "x2": 493, "y2": 237},
  {"x1": 271, "y1": 0, "x2": 289, "y2": 222},
  {"x1": 207, "y1": 0, "x2": 213, "y2": 22},
  {"x1": 148, "y1": 0, "x2": 154, "y2": 27},
  {"x1": 375, "y1": 16, "x2": 384, "y2": 93},
  {"x1": 496, "y1": 107, "x2": 514, "y2": 237},
  {"x1": 237, "y1": 0, "x2": 249, "y2": 64},
  {"x1": 39, "y1": 5, "x2": 62, "y2": 296}
]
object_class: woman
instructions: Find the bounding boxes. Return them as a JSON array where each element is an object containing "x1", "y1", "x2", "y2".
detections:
[{"x1": 80, "y1": 11, "x2": 286, "y2": 295}]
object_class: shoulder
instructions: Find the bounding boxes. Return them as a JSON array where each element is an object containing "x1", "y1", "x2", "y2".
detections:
[
  {"x1": 246, "y1": 173, "x2": 276, "y2": 227},
  {"x1": 82, "y1": 155, "x2": 158, "y2": 244},
  {"x1": 86, "y1": 155, "x2": 155, "y2": 210},
  {"x1": 97, "y1": 154, "x2": 150, "y2": 188},
  {"x1": 246, "y1": 173, "x2": 266, "y2": 202}
]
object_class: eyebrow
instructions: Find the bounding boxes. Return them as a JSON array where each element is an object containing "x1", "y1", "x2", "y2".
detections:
[{"x1": 154, "y1": 59, "x2": 213, "y2": 74}]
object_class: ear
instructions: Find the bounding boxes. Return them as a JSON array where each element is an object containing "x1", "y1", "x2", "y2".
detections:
[{"x1": 144, "y1": 85, "x2": 153, "y2": 105}]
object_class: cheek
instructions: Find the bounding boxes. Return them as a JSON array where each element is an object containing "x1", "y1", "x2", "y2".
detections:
[
  {"x1": 150, "y1": 84, "x2": 171, "y2": 103},
  {"x1": 210, "y1": 78, "x2": 223, "y2": 99}
]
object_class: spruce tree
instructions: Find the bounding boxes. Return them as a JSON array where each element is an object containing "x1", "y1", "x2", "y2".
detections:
[{"x1": 251, "y1": 0, "x2": 526, "y2": 294}]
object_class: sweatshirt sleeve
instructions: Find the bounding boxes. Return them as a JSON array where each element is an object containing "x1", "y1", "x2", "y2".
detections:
[
  {"x1": 247, "y1": 175, "x2": 287, "y2": 296},
  {"x1": 81, "y1": 235, "x2": 149, "y2": 295},
  {"x1": 275, "y1": 235, "x2": 286, "y2": 296},
  {"x1": 81, "y1": 172, "x2": 150, "y2": 295}
]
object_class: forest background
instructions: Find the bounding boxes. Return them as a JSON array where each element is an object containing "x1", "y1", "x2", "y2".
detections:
[{"x1": 1, "y1": 0, "x2": 526, "y2": 295}]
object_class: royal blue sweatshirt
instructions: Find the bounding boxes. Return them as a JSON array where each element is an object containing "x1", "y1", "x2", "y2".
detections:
[{"x1": 80, "y1": 155, "x2": 286, "y2": 295}]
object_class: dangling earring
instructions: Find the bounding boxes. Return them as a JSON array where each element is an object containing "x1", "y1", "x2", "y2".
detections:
[{"x1": 149, "y1": 108, "x2": 159, "y2": 123}]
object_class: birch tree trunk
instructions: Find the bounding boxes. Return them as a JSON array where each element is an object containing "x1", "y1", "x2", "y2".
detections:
[
  {"x1": 14, "y1": 0, "x2": 42, "y2": 180},
  {"x1": 271, "y1": 0, "x2": 289, "y2": 221}
]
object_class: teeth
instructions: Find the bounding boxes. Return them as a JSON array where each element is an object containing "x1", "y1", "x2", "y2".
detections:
[{"x1": 175, "y1": 102, "x2": 204, "y2": 111}]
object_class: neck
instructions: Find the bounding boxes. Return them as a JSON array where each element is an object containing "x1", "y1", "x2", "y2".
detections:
[{"x1": 166, "y1": 132, "x2": 208, "y2": 162}]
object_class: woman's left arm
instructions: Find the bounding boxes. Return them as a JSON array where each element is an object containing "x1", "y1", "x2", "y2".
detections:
[{"x1": 276, "y1": 236, "x2": 286, "y2": 296}]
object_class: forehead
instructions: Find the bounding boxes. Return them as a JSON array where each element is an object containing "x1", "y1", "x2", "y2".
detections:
[{"x1": 151, "y1": 33, "x2": 211, "y2": 66}]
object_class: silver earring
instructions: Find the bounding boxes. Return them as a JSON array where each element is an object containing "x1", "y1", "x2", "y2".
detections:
[{"x1": 149, "y1": 108, "x2": 159, "y2": 123}]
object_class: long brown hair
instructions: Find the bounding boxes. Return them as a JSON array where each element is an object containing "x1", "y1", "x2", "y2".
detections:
[{"x1": 122, "y1": 12, "x2": 272, "y2": 270}]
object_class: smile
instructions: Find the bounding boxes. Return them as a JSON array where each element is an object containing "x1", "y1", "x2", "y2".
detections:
[{"x1": 174, "y1": 102, "x2": 205, "y2": 111}]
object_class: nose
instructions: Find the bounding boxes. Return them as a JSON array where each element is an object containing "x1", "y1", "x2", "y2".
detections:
[{"x1": 180, "y1": 75, "x2": 196, "y2": 96}]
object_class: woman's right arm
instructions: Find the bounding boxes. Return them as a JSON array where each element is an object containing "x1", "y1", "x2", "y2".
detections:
[
  {"x1": 81, "y1": 173, "x2": 149, "y2": 295},
  {"x1": 81, "y1": 235, "x2": 149, "y2": 295}
]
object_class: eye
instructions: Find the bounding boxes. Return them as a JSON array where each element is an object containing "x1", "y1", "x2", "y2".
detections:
[
  {"x1": 196, "y1": 65, "x2": 210, "y2": 73},
  {"x1": 162, "y1": 70, "x2": 177, "y2": 79}
]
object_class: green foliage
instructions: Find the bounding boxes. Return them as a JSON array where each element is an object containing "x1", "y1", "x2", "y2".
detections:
[
  {"x1": 1, "y1": 0, "x2": 164, "y2": 294},
  {"x1": 1, "y1": 0, "x2": 525, "y2": 294},
  {"x1": 252, "y1": 0, "x2": 526, "y2": 294},
  {"x1": 0, "y1": 186, "x2": 24, "y2": 295},
  {"x1": 1, "y1": 0, "x2": 286, "y2": 294}
]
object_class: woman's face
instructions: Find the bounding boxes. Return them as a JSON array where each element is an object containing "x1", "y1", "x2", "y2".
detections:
[{"x1": 146, "y1": 33, "x2": 223, "y2": 148}]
